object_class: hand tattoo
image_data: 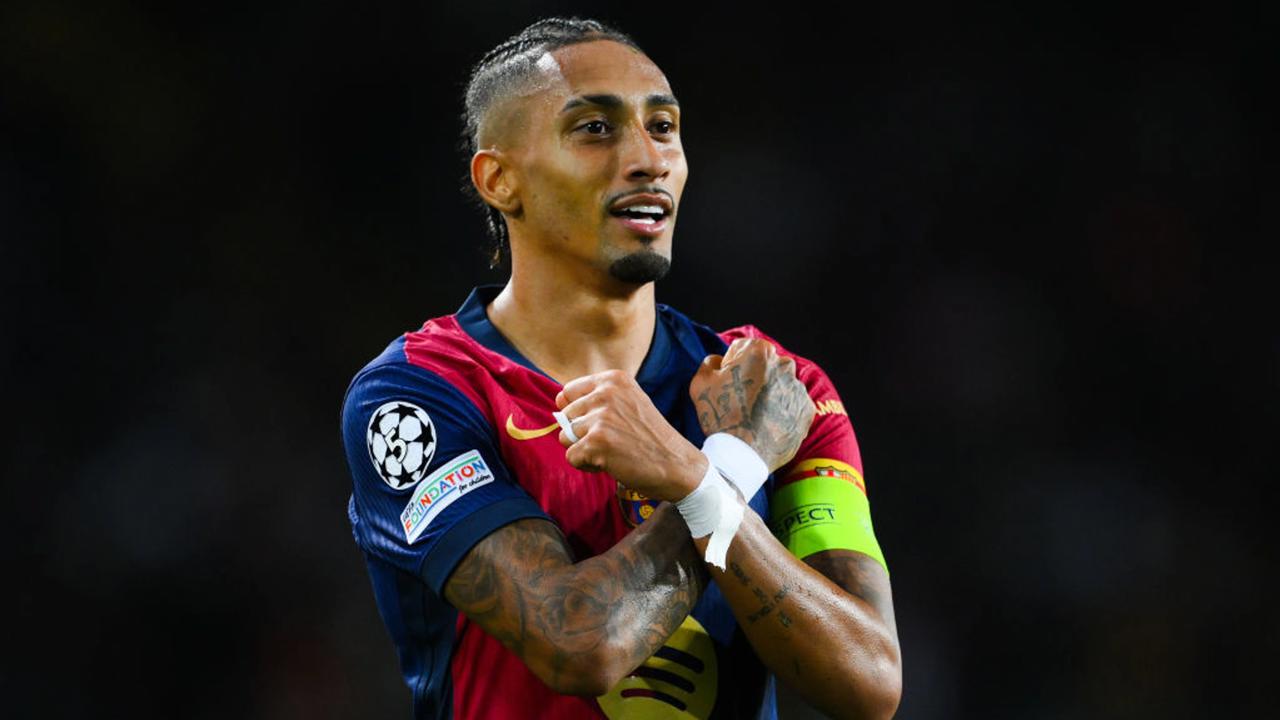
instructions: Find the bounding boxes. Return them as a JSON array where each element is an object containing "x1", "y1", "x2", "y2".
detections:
[{"x1": 691, "y1": 340, "x2": 815, "y2": 471}]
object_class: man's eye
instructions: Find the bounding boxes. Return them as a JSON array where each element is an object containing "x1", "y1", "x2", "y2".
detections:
[
  {"x1": 651, "y1": 121, "x2": 675, "y2": 134},
  {"x1": 580, "y1": 120, "x2": 609, "y2": 135}
]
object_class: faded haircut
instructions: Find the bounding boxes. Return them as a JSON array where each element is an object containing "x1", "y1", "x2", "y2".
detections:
[{"x1": 461, "y1": 18, "x2": 642, "y2": 266}]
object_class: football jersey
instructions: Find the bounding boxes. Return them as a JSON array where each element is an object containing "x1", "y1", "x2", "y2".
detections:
[{"x1": 341, "y1": 285, "x2": 867, "y2": 720}]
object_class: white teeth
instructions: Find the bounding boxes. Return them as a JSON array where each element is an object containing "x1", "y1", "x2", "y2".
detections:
[
  {"x1": 630, "y1": 217, "x2": 656, "y2": 225},
  {"x1": 626, "y1": 205, "x2": 664, "y2": 214}
]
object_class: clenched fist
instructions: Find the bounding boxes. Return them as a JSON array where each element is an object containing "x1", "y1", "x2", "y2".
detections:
[
  {"x1": 689, "y1": 338, "x2": 815, "y2": 472},
  {"x1": 555, "y1": 370, "x2": 707, "y2": 502}
]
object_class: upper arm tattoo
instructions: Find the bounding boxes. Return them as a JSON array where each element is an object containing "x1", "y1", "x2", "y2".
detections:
[
  {"x1": 443, "y1": 508, "x2": 707, "y2": 688},
  {"x1": 443, "y1": 518, "x2": 574, "y2": 661}
]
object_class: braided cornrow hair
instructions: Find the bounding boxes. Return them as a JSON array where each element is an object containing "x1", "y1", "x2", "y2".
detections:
[{"x1": 460, "y1": 18, "x2": 642, "y2": 267}]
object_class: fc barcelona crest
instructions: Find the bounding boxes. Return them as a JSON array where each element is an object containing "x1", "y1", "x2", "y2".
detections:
[{"x1": 618, "y1": 484, "x2": 662, "y2": 527}]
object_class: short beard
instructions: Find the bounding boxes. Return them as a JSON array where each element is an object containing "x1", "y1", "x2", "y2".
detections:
[{"x1": 607, "y1": 250, "x2": 671, "y2": 285}]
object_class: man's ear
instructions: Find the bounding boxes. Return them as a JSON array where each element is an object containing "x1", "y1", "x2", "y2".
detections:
[{"x1": 470, "y1": 150, "x2": 521, "y2": 215}]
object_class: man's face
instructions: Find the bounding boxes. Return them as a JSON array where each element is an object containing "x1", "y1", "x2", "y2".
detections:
[{"x1": 506, "y1": 40, "x2": 688, "y2": 285}]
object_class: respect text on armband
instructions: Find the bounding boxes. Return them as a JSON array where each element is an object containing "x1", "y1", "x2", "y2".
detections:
[
  {"x1": 771, "y1": 502, "x2": 841, "y2": 538},
  {"x1": 400, "y1": 450, "x2": 494, "y2": 543}
]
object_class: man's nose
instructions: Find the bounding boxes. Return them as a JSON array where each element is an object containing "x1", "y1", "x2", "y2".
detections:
[{"x1": 621, "y1": 123, "x2": 671, "y2": 181}]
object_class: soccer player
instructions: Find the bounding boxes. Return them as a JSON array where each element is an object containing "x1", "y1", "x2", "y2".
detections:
[{"x1": 341, "y1": 18, "x2": 901, "y2": 720}]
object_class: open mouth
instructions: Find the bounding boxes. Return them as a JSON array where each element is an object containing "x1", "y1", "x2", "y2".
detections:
[
  {"x1": 610, "y1": 205, "x2": 668, "y2": 226},
  {"x1": 608, "y1": 194, "x2": 673, "y2": 236}
]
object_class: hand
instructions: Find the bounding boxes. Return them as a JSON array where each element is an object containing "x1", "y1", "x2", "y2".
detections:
[
  {"x1": 556, "y1": 370, "x2": 707, "y2": 502},
  {"x1": 689, "y1": 338, "x2": 816, "y2": 472}
]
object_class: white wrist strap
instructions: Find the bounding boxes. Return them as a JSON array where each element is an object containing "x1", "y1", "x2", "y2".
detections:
[
  {"x1": 675, "y1": 460, "x2": 744, "y2": 570},
  {"x1": 702, "y1": 432, "x2": 769, "y2": 501}
]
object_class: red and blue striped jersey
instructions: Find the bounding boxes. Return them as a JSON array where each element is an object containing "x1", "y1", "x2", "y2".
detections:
[{"x1": 341, "y1": 285, "x2": 865, "y2": 719}]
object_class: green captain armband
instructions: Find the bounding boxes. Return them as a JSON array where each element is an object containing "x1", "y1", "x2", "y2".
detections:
[{"x1": 769, "y1": 458, "x2": 888, "y2": 574}]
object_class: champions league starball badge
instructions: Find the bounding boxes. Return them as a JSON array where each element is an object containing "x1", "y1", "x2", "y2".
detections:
[{"x1": 367, "y1": 401, "x2": 438, "y2": 490}]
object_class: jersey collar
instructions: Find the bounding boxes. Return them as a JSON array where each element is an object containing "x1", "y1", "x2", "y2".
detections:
[{"x1": 454, "y1": 285, "x2": 673, "y2": 389}]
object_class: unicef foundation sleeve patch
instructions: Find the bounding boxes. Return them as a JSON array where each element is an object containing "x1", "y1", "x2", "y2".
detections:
[
  {"x1": 341, "y1": 361, "x2": 549, "y2": 592},
  {"x1": 400, "y1": 449, "x2": 495, "y2": 543}
]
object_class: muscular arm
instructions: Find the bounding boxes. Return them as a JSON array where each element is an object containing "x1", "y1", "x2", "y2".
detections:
[
  {"x1": 443, "y1": 370, "x2": 715, "y2": 696},
  {"x1": 692, "y1": 338, "x2": 902, "y2": 719},
  {"x1": 444, "y1": 500, "x2": 708, "y2": 696},
  {"x1": 695, "y1": 522, "x2": 900, "y2": 720}
]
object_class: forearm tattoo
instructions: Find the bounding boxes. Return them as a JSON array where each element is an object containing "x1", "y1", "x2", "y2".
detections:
[
  {"x1": 727, "y1": 560, "x2": 795, "y2": 628},
  {"x1": 444, "y1": 506, "x2": 708, "y2": 688}
]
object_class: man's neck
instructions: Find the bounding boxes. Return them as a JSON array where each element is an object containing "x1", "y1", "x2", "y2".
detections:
[{"x1": 486, "y1": 259, "x2": 657, "y2": 385}]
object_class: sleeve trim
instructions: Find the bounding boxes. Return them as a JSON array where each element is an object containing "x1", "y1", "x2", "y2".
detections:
[{"x1": 419, "y1": 496, "x2": 550, "y2": 595}]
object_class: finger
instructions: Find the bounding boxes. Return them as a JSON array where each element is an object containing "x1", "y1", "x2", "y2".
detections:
[
  {"x1": 742, "y1": 337, "x2": 777, "y2": 361},
  {"x1": 564, "y1": 435, "x2": 603, "y2": 473},
  {"x1": 558, "y1": 374, "x2": 601, "y2": 407},
  {"x1": 778, "y1": 353, "x2": 797, "y2": 377},
  {"x1": 559, "y1": 391, "x2": 605, "y2": 424},
  {"x1": 723, "y1": 340, "x2": 766, "y2": 375},
  {"x1": 724, "y1": 337, "x2": 776, "y2": 365},
  {"x1": 692, "y1": 354, "x2": 723, "y2": 387},
  {"x1": 722, "y1": 338, "x2": 751, "y2": 363},
  {"x1": 563, "y1": 366, "x2": 632, "y2": 407},
  {"x1": 556, "y1": 407, "x2": 602, "y2": 448}
]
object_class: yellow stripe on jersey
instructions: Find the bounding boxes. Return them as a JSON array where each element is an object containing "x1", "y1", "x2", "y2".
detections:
[
  {"x1": 597, "y1": 614, "x2": 718, "y2": 719},
  {"x1": 770, "y1": 469, "x2": 887, "y2": 574},
  {"x1": 781, "y1": 457, "x2": 866, "y2": 495}
]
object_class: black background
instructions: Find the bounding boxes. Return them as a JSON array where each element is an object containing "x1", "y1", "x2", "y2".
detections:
[{"x1": 2, "y1": 1, "x2": 1274, "y2": 717}]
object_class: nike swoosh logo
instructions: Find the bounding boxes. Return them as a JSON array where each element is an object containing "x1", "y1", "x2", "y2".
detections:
[{"x1": 505, "y1": 414, "x2": 560, "y2": 441}]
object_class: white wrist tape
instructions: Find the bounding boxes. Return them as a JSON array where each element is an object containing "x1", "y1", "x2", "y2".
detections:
[
  {"x1": 702, "y1": 432, "x2": 769, "y2": 501},
  {"x1": 675, "y1": 460, "x2": 745, "y2": 570},
  {"x1": 552, "y1": 411, "x2": 579, "y2": 443}
]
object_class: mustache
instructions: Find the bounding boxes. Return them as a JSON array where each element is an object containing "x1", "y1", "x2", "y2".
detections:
[{"x1": 604, "y1": 186, "x2": 675, "y2": 207}]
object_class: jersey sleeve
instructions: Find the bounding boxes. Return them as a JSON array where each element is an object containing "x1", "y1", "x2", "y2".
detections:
[
  {"x1": 720, "y1": 326, "x2": 887, "y2": 572},
  {"x1": 342, "y1": 361, "x2": 549, "y2": 594},
  {"x1": 783, "y1": 354, "x2": 864, "y2": 479}
]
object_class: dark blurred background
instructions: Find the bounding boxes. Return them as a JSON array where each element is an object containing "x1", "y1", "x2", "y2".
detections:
[{"x1": 2, "y1": 1, "x2": 1274, "y2": 717}]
